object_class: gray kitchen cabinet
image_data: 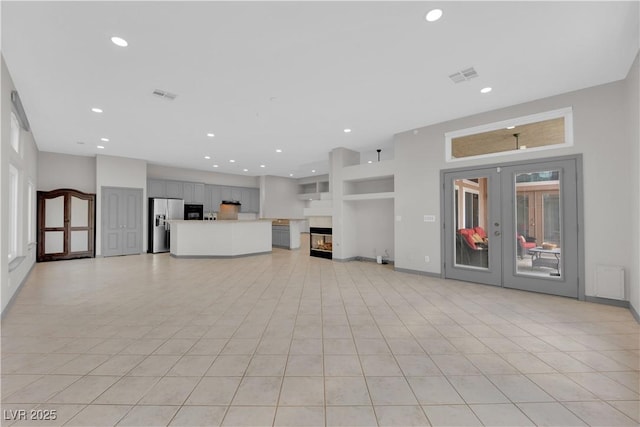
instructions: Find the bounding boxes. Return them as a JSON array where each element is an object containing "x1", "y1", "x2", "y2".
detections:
[
  {"x1": 147, "y1": 179, "x2": 166, "y2": 198},
  {"x1": 166, "y1": 181, "x2": 183, "y2": 199},
  {"x1": 183, "y1": 182, "x2": 205, "y2": 204},
  {"x1": 210, "y1": 186, "x2": 222, "y2": 212},
  {"x1": 231, "y1": 188, "x2": 242, "y2": 203},
  {"x1": 240, "y1": 188, "x2": 251, "y2": 212},
  {"x1": 251, "y1": 188, "x2": 260, "y2": 213},
  {"x1": 272, "y1": 225, "x2": 290, "y2": 248},
  {"x1": 183, "y1": 182, "x2": 194, "y2": 203},
  {"x1": 220, "y1": 186, "x2": 232, "y2": 202},
  {"x1": 193, "y1": 183, "x2": 205, "y2": 204}
]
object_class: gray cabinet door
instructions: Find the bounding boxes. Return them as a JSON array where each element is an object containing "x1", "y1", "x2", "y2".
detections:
[
  {"x1": 220, "y1": 186, "x2": 232, "y2": 202},
  {"x1": 183, "y1": 182, "x2": 194, "y2": 203},
  {"x1": 231, "y1": 187, "x2": 242, "y2": 203},
  {"x1": 166, "y1": 181, "x2": 183, "y2": 199},
  {"x1": 102, "y1": 187, "x2": 142, "y2": 257},
  {"x1": 211, "y1": 186, "x2": 222, "y2": 212},
  {"x1": 251, "y1": 188, "x2": 260, "y2": 213},
  {"x1": 193, "y1": 184, "x2": 205, "y2": 204},
  {"x1": 147, "y1": 179, "x2": 166, "y2": 198}
]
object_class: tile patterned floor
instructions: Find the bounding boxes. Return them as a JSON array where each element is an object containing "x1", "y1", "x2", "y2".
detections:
[{"x1": 2, "y1": 237, "x2": 639, "y2": 426}]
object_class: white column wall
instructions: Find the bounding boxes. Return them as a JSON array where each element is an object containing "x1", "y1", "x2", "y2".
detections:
[{"x1": 96, "y1": 155, "x2": 147, "y2": 256}]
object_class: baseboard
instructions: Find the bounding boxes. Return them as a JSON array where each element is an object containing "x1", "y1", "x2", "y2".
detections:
[
  {"x1": 332, "y1": 257, "x2": 358, "y2": 263},
  {"x1": 170, "y1": 250, "x2": 272, "y2": 259},
  {"x1": 1, "y1": 262, "x2": 36, "y2": 319},
  {"x1": 393, "y1": 267, "x2": 442, "y2": 278},
  {"x1": 584, "y1": 295, "x2": 630, "y2": 308},
  {"x1": 629, "y1": 303, "x2": 640, "y2": 324},
  {"x1": 355, "y1": 256, "x2": 395, "y2": 265}
]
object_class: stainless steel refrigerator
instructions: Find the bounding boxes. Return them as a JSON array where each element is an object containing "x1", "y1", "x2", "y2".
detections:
[{"x1": 148, "y1": 198, "x2": 184, "y2": 253}]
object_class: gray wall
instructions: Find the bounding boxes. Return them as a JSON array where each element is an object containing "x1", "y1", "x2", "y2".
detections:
[
  {"x1": 148, "y1": 164, "x2": 259, "y2": 188},
  {"x1": 394, "y1": 63, "x2": 638, "y2": 301},
  {"x1": 1, "y1": 55, "x2": 39, "y2": 313},
  {"x1": 260, "y1": 175, "x2": 305, "y2": 219},
  {"x1": 627, "y1": 53, "x2": 639, "y2": 316},
  {"x1": 38, "y1": 152, "x2": 96, "y2": 193},
  {"x1": 349, "y1": 199, "x2": 395, "y2": 261}
]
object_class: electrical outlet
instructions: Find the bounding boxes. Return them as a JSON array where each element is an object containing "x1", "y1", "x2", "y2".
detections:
[{"x1": 425, "y1": 256, "x2": 430, "y2": 263}]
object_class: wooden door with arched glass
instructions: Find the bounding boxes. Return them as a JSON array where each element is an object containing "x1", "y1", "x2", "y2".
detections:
[{"x1": 37, "y1": 189, "x2": 95, "y2": 262}]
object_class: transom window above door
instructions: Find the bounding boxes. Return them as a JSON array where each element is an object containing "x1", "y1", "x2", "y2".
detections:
[{"x1": 445, "y1": 107, "x2": 573, "y2": 162}]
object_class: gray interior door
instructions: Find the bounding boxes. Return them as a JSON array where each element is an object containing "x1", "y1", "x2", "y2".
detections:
[
  {"x1": 443, "y1": 156, "x2": 582, "y2": 298},
  {"x1": 102, "y1": 187, "x2": 142, "y2": 257}
]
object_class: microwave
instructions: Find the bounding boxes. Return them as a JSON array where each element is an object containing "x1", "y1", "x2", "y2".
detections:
[{"x1": 184, "y1": 204, "x2": 204, "y2": 220}]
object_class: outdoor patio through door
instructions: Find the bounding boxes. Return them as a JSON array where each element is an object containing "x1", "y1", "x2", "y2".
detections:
[{"x1": 443, "y1": 156, "x2": 582, "y2": 298}]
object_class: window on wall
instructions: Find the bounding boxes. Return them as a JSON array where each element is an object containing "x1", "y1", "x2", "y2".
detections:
[
  {"x1": 10, "y1": 111, "x2": 21, "y2": 154},
  {"x1": 9, "y1": 165, "x2": 19, "y2": 261},
  {"x1": 445, "y1": 107, "x2": 573, "y2": 162}
]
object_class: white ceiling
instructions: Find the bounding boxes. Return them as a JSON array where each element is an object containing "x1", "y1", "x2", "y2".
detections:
[{"x1": 3, "y1": 1, "x2": 638, "y2": 178}]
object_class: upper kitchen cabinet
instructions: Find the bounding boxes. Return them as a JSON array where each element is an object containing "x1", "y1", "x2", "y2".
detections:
[
  {"x1": 165, "y1": 181, "x2": 184, "y2": 199},
  {"x1": 183, "y1": 182, "x2": 205, "y2": 204},
  {"x1": 148, "y1": 179, "x2": 167, "y2": 198},
  {"x1": 240, "y1": 187, "x2": 260, "y2": 213}
]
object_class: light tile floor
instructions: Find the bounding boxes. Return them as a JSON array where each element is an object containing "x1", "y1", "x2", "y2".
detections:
[{"x1": 2, "y1": 237, "x2": 639, "y2": 426}]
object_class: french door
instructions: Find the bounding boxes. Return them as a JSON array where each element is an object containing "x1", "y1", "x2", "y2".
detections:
[
  {"x1": 443, "y1": 157, "x2": 582, "y2": 298},
  {"x1": 37, "y1": 189, "x2": 95, "y2": 262}
]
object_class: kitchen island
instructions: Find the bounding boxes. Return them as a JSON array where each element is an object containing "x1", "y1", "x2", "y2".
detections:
[{"x1": 169, "y1": 220, "x2": 272, "y2": 258}]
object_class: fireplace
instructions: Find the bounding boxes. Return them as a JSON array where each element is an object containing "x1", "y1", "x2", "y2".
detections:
[{"x1": 310, "y1": 227, "x2": 332, "y2": 259}]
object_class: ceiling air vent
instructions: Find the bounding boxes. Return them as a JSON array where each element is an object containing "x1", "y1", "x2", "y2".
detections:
[
  {"x1": 449, "y1": 67, "x2": 478, "y2": 84},
  {"x1": 152, "y1": 89, "x2": 177, "y2": 101}
]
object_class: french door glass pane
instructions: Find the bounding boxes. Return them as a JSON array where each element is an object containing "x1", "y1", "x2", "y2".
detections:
[
  {"x1": 71, "y1": 196, "x2": 89, "y2": 227},
  {"x1": 454, "y1": 178, "x2": 489, "y2": 269},
  {"x1": 45, "y1": 196, "x2": 64, "y2": 228},
  {"x1": 515, "y1": 171, "x2": 562, "y2": 277}
]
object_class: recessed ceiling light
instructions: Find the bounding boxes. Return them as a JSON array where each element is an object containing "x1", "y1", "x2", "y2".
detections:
[
  {"x1": 343, "y1": 128, "x2": 352, "y2": 133},
  {"x1": 111, "y1": 36, "x2": 128, "y2": 47},
  {"x1": 213, "y1": 164, "x2": 219, "y2": 168},
  {"x1": 91, "y1": 107, "x2": 103, "y2": 113},
  {"x1": 368, "y1": 160, "x2": 373, "y2": 164},
  {"x1": 507, "y1": 126, "x2": 515, "y2": 130},
  {"x1": 243, "y1": 168, "x2": 249, "y2": 172},
  {"x1": 204, "y1": 156, "x2": 210, "y2": 159},
  {"x1": 229, "y1": 159, "x2": 235, "y2": 163},
  {"x1": 260, "y1": 164, "x2": 266, "y2": 168},
  {"x1": 289, "y1": 173, "x2": 294, "y2": 177},
  {"x1": 207, "y1": 133, "x2": 215, "y2": 138},
  {"x1": 97, "y1": 145, "x2": 105, "y2": 149},
  {"x1": 425, "y1": 9, "x2": 443, "y2": 22},
  {"x1": 100, "y1": 137, "x2": 109, "y2": 142},
  {"x1": 480, "y1": 87, "x2": 492, "y2": 94},
  {"x1": 311, "y1": 169, "x2": 316, "y2": 173},
  {"x1": 276, "y1": 149, "x2": 283, "y2": 153}
]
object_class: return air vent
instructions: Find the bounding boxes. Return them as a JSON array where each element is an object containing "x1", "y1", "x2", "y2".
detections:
[
  {"x1": 449, "y1": 67, "x2": 478, "y2": 83},
  {"x1": 152, "y1": 89, "x2": 177, "y2": 100}
]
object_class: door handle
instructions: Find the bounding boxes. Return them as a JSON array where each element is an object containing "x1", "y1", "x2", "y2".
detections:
[{"x1": 494, "y1": 231, "x2": 501, "y2": 236}]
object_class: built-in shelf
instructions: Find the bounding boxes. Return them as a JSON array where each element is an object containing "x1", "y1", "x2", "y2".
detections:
[
  {"x1": 343, "y1": 192, "x2": 395, "y2": 201},
  {"x1": 298, "y1": 175, "x2": 330, "y2": 200},
  {"x1": 343, "y1": 175, "x2": 394, "y2": 197}
]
